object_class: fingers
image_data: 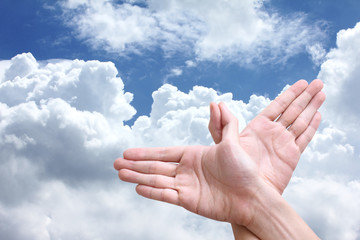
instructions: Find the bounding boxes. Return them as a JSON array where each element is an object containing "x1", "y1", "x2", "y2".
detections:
[
  {"x1": 260, "y1": 80, "x2": 308, "y2": 120},
  {"x1": 118, "y1": 168, "x2": 175, "y2": 189},
  {"x1": 123, "y1": 146, "x2": 186, "y2": 163},
  {"x1": 219, "y1": 102, "x2": 239, "y2": 141},
  {"x1": 208, "y1": 102, "x2": 222, "y2": 144},
  {"x1": 114, "y1": 155, "x2": 180, "y2": 206},
  {"x1": 277, "y1": 79, "x2": 324, "y2": 128},
  {"x1": 117, "y1": 166, "x2": 180, "y2": 206},
  {"x1": 136, "y1": 185, "x2": 179, "y2": 206},
  {"x1": 288, "y1": 91, "x2": 326, "y2": 138},
  {"x1": 296, "y1": 111, "x2": 322, "y2": 153},
  {"x1": 208, "y1": 102, "x2": 239, "y2": 143},
  {"x1": 114, "y1": 158, "x2": 177, "y2": 177}
]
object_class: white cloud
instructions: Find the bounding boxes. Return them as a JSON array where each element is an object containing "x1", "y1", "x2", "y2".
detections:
[
  {"x1": 0, "y1": 53, "x2": 136, "y2": 204},
  {"x1": 319, "y1": 22, "x2": 360, "y2": 130},
  {"x1": 163, "y1": 60, "x2": 197, "y2": 81},
  {"x1": 60, "y1": 0, "x2": 326, "y2": 64},
  {"x1": 285, "y1": 177, "x2": 360, "y2": 239},
  {"x1": 0, "y1": 53, "x2": 136, "y2": 121},
  {"x1": 185, "y1": 60, "x2": 196, "y2": 68},
  {"x1": 0, "y1": 179, "x2": 232, "y2": 240},
  {"x1": 0, "y1": 60, "x2": 11, "y2": 83},
  {"x1": 4, "y1": 52, "x2": 39, "y2": 80},
  {"x1": 170, "y1": 67, "x2": 183, "y2": 76},
  {"x1": 315, "y1": 22, "x2": 360, "y2": 176},
  {"x1": 164, "y1": 67, "x2": 183, "y2": 81},
  {"x1": 70, "y1": 1, "x2": 159, "y2": 54},
  {"x1": 132, "y1": 84, "x2": 268, "y2": 147},
  {"x1": 307, "y1": 43, "x2": 327, "y2": 66}
]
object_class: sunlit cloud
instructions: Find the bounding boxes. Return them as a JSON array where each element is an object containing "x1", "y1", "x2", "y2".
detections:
[{"x1": 61, "y1": 0, "x2": 327, "y2": 64}]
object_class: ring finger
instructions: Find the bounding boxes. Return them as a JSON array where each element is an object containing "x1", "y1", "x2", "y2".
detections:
[{"x1": 277, "y1": 79, "x2": 323, "y2": 128}]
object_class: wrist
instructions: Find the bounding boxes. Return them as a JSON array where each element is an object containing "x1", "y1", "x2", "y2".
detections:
[
  {"x1": 232, "y1": 224, "x2": 259, "y2": 240},
  {"x1": 245, "y1": 182, "x2": 283, "y2": 237},
  {"x1": 245, "y1": 181, "x2": 319, "y2": 240}
]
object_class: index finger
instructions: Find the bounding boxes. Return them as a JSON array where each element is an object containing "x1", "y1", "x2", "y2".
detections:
[
  {"x1": 260, "y1": 80, "x2": 308, "y2": 120},
  {"x1": 123, "y1": 146, "x2": 186, "y2": 162}
]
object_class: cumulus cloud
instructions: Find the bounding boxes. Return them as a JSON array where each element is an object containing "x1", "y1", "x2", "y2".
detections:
[
  {"x1": 319, "y1": 22, "x2": 360, "y2": 132},
  {"x1": 1, "y1": 20, "x2": 360, "y2": 238},
  {"x1": 60, "y1": 0, "x2": 326, "y2": 64},
  {"x1": 284, "y1": 22, "x2": 360, "y2": 239},
  {"x1": 132, "y1": 84, "x2": 270, "y2": 147},
  {"x1": 307, "y1": 21, "x2": 360, "y2": 179},
  {"x1": 285, "y1": 177, "x2": 360, "y2": 240},
  {"x1": 0, "y1": 53, "x2": 136, "y2": 210},
  {"x1": 0, "y1": 53, "x2": 136, "y2": 121}
]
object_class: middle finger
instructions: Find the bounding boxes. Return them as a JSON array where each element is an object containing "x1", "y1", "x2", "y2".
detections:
[{"x1": 277, "y1": 79, "x2": 323, "y2": 127}]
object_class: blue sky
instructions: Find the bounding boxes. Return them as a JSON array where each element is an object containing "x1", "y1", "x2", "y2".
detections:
[
  {"x1": 2, "y1": 0, "x2": 359, "y2": 123},
  {"x1": 1, "y1": 1, "x2": 360, "y2": 239}
]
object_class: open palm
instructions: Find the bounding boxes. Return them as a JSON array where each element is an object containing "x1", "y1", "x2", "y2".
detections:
[
  {"x1": 237, "y1": 79, "x2": 325, "y2": 193},
  {"x1": 208, "y1": 80, "x2": 325, "y2": 238}
]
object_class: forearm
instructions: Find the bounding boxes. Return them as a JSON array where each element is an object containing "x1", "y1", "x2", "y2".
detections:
[
  {"x1": 245, "y1": 184, "x2": 320, "y2": 240},
  {"x1": 232, "y1": 224, "x2": 259, "y2": 240}
]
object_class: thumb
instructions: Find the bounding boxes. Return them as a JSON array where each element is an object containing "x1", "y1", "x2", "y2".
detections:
[
  {"x1": 218, "y1": 102, "x2": 239, "y2": 141},
  {"x1": 208, "y1": 102, "x2": 222, "y2": 144}
]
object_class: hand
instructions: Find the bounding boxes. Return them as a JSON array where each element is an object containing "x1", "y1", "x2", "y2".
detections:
[
  {"x1": 113, "y1": 80, "x2": 325, "y2": 227},
  {"x1": 208, "y1": 79, "x2": 325, "y2": 238},
  {"x1": 209, "y1": 79, "x2": 325, "y2": 194},
  {"x1": 114, "y1": 103, "x2": 262, "y2": 225}
]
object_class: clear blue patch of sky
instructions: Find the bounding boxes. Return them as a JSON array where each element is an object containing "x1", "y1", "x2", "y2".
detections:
[
  {"x1": 1, "y1": 0, "x2": 359, "y2": 126},
  {"x1": 0, "y1": 0, "x2": 105, "y2": 60}
]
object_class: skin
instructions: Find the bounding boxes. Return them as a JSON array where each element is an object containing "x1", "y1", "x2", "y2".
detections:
[
  {"x1": 114, "y1": 79, "x2": 325, "y2": 239},
  {"x1": 208, "y1": 80, "x2": 325, "y2": 238}
]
